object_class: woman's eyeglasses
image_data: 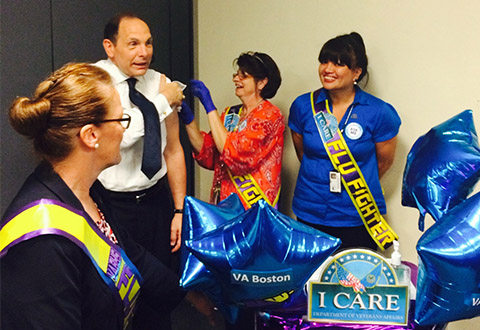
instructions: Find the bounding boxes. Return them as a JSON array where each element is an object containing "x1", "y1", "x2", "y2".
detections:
[
  {"x1": 94, "y1": 113, "x2": 131, "y2": 129},
  {"x1": 232, "y1": 71, "x2": 251, "y2": 80}
]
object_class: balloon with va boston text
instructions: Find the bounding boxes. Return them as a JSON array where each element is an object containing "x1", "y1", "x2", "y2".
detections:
[
  {"x1": 185, "y1": 199, "x2": 341, "y2": 310},
  {"x1": 415, "y1": 190, "x2": 480, "y2": 325},
  {"x1": 402, "y1": 110, "x2": 480, "y2": 230},
  {"x1": 180, "y1": 194, "x2": 245, "y2": 323}
]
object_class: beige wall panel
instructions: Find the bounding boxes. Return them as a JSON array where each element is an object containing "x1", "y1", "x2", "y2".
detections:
[{"x1": 195, "y1": 3, "x2": 480, "y2": 327}]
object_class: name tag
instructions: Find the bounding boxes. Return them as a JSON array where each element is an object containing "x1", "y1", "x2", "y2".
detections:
[{"x1": 329, "y1": 171, "x2": 341, "y2": 193}]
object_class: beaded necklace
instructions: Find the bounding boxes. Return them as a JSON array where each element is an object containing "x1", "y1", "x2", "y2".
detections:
[{"x1": 94, "y1": 204, "x2": 118, "y2": 244}]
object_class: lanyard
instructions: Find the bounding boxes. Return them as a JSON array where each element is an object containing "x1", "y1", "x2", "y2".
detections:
[{"x1": 340, "y1": 104, "x2": 355, "y2": 133}]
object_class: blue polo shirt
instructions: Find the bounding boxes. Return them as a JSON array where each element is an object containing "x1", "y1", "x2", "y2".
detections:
[{"x1": 288, "y1": 87, "x2": 401, "y2": 227}]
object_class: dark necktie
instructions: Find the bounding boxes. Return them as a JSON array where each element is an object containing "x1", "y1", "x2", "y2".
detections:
[{"x1": 127, "y1": 78, "x2": 162, "y2": 179}]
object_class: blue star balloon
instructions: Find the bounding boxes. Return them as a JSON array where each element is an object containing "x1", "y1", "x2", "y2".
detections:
[
  {"x1": 180, "y1": 194, "x2": 245, "y2": 288},
  {"x1": 185, "y1": 200, "x2": 341, "y2": 309},
  {"x1": 402, "y1": 110, "x2": 480, "y2": 230},
  {"x1": 179, "y1": 194, "x2": 245, "y2": 323},
  {"x1": 415, "y1": 190, "x2": 480, "y2": 325}
]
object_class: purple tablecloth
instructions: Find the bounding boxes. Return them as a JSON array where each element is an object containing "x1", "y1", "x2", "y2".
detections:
[{"x1": 257, "y1": 301, "x2": 446, "y2": 330}]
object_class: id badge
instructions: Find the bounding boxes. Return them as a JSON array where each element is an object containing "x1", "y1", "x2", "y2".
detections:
[{"x1": 329, "y1": 171, "x2": 341, "y2": 193}]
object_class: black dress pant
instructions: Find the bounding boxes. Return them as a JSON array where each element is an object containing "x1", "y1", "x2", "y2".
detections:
[{"x1": 105, "y1": 177, "x2": 176, "y2": 330}]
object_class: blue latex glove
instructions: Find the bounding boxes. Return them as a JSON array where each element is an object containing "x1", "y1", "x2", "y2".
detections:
[
  {"x1": 178, "y1": 101, "x2": 195, "y2": 125},
  {"x1": 190, "y1": 79, "x2": 216, "y2": 114}
]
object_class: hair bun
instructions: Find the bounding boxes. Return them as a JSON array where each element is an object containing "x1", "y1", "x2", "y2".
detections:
[
  {"x1": 9, "y1": 96, "x2": 51, "y2": 138},
  {"x1": 349, "y1": 32, "x2": 366, "y2": 51}
]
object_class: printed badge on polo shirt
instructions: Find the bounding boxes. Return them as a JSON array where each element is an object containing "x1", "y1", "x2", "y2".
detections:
[{"x1": 345, "y1": 122, "x2": 363, "y2": 140}]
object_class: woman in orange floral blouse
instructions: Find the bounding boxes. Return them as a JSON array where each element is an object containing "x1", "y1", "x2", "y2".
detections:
[{"x1": 179, "y1": 51, "x2": 284, "y2": 210}]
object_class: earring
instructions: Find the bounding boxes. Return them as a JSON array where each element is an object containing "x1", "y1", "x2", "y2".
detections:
[
  {"x1": 94, "y1": 143, "x2": 99, "y2": 149},
  {"x1": 353, "y1": 80, "x2": 358, "y2": 85}
]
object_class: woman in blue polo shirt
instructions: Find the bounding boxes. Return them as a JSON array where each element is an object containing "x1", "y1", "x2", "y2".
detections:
[{"x1": 288, "y1": 32, "x2": 401, "y2": 250}]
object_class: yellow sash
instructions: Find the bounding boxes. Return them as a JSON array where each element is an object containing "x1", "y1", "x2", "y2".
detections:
[
  {"x1": 0, "y1": 199, "x2": 142, "y2": 328},
  {"x1": 310, "y1": 90, "x2": 398, "y2": 250},
  {"x1": 222, "y1": 105, "x2": 280, "y2": 209}
]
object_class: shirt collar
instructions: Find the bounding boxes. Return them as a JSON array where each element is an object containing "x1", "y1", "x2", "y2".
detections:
[
  {"x1": 104, "y1": 59, "x2": 146, "y2": 85},
  {"x1": 33, "y1": 162, "x2": 85, "y2": 212},
  {"x1": 103, "y1": 59, "x2": 128, "y2": 84}
]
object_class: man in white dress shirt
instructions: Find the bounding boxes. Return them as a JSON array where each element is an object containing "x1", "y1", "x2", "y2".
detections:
[{"x1": 95, "y1": 13, "x2": 186, "y2": 330}]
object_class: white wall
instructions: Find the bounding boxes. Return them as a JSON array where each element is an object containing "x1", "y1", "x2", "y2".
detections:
[{"x1": 194, "y1": 2, "x2": 480, "y2": 328}]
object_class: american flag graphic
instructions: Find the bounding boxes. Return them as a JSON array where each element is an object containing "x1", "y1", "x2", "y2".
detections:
[{"x1": 335, "y1": 261, "x2": 365, "y2": 293}]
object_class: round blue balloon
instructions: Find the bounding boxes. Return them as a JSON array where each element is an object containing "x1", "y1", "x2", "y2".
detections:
[{"x1": 402, "y1": 110, "x2": 480, "y2": 230}]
